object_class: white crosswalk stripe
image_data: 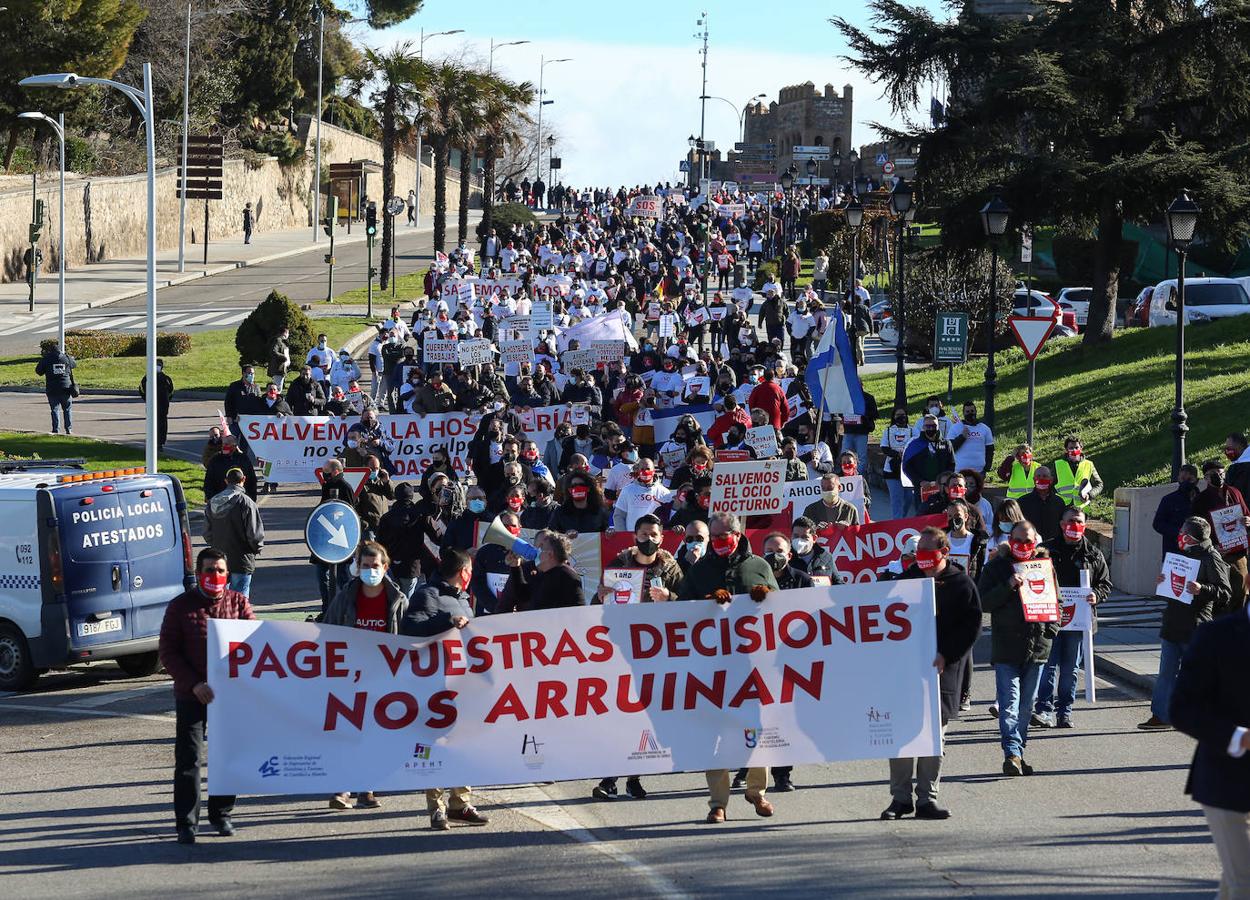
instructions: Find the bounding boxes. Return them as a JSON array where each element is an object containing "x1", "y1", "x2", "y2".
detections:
[{"x1": 1, "y1": 308, "x2": 251, "y2": 337}]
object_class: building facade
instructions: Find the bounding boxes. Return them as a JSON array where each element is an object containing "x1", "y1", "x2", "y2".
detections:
[{"x1": 740, "y1": 82, "x2": 854, "y2": 183}]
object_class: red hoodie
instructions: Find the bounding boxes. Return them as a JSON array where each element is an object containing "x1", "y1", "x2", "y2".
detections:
[
  {"x1": 707, "y1": 407, "x2": 752, "y2": 446},
  {"x1": 749, "y1": 379, "x2": 789, "y2": 430}
]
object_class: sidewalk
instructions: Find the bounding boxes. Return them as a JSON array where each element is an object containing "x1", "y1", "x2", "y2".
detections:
[{"x1": 0, "y1": 212, "x2": 480, "y2": 321}]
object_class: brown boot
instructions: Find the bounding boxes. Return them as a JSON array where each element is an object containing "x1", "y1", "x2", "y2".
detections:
[
  {"x1": 745, "y1": 792, "x2": 774, "y2": 817},
  {"x1": 706, "y1": 806, "x2": 726, "y2": 823}
]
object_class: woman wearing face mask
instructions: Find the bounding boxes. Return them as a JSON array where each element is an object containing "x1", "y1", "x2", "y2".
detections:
[
  {"x1": 440, "y1": 484, "x2": 489, "y2": 557},
  {"x1": 989, "y1": 499, "x2": 1026, "y2": 562},
  {"x1": 550, "y1": 472, "x2": 611, "y2": 535},
  {"x1": 323, "y1": 541, "x2": 408, "y2": 810},
  {"x1": 943, "y1": 499, "x2": 988, "y2": 581},
  {"x1": 960, "y1": 468, "x2": 995, "y2": 532},
  {"x1": 976, "y1": 521, "x2": 1057, "y2": 775},
  {"x1": 880, "y1": 407, "x2": 915, "y2": 519}
]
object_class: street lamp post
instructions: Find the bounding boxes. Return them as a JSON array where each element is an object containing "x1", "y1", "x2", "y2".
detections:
[
  {"x1": 845, "y1": 194, "x2": 864, "y2": 301},
  {"x1": 17, "y1": 112, "x2": 65, "y2": 348},
  {"x1": 22, "y1": 68, "x2": 159, "y2": 473},
  {"x1": 779, "y1": 168, "x2": 794, "y2": 250},
  {"x1": 536, "y1": 56, "x2": 571, "y2": 186},
  {"x1": 980, "y1": 195, "x2": 1011, "y2": 432},
  {"x1": 546, "y1": 135, "x2": 554, "y2": 191},
  {"x1": 1165, "y1": 191, "x2": 1200, "y2": 479},
  {"x1": 699, "y1": 93, "x2": 766, "y2": 144},
  {"x1": 489, "y1": 38, "x2": 530, "y2": 74},
  {"x1": 415, "y1": 29, "x2": 464, "y2": 227},
  {"x1": 890, "y1": 178, "x2": 914, "y2": 412},
  {"x1": 312, "y1": 2, "x2": 324, "y2": 242}
]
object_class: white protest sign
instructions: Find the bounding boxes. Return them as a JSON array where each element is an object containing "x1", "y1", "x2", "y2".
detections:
[
  {"x1": 628, "y1": 194, "x2": 663, "y2": 218},
  {"x1": 1210, "y1": 505, "x2": 1249, "y2": 553},
  {"x1": 746, "y1": 425, "x2": 779, "y2": 459},
  {"x1": 659, "y1": 446, "x2": 687, "y2": 475},
  {"x1": 205, "y1": 582, "x2": 941, "y2": 795},
  {"x1": 501, "y1": 340, "x2": 534, "y2": 368},
  {"x1": 591, "y1": 340, "x2": 626, "y2": 365},
  {"x1": 710, "y1": 458, "x2": 787, "y2": 516},
  {"x1": 456, "y1": 339, "x2": 494, "y2": 367},
  {"x1": 684, "y1": 376, "x2": 710, "y2": 399},
  {"x1": 504, "y1": 315, "x2": 531, "y2": 339},
  {"x1": 1058, "y1": 587, "x2": 1094, "y2": 633},
  {"x1": 1015, "y1": 559, "x2": 1060, "y2": 623},
  {"x1": 530, "y1": 300, "x2": 554, "y2": 332},
  {"x1": 602, "y1": 568, "x2": 646, "y2": 604},
  {"x1": 1159, "y1": 552, "x2": 1201, "y2": 605},
  {"x1": 686, "y1": 306, "x2": 709, "y2": 327},
  {"x1": 561, "y1": 348, "x2": 597, "y2": 373},
  {"x1": 422, "y1": 338, "x2": 458, "y2": 365},
  {"x1": 709, "y1": 306, "x2": 729, "y2": 321}
]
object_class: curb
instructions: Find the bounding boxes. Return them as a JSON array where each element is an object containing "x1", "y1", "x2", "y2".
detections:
[{"x1": 1090, "y1": 651, "x2": 1155, "y2": 694}]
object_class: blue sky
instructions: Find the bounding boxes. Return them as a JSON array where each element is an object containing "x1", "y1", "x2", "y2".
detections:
[{"x1": 363, "y1": 0, "x2": 949, "y2": 185}]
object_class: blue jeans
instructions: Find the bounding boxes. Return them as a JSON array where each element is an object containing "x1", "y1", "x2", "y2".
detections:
[
  {"x1": 228, "y1": 572, "x2": 252, "y2": 597},
  {"x1": 886, "y1": 478, "x2": 908, "y2": 520},
  {"x1": 48, "y1": 392, "x2": 72, "y2": 432},
  {"x1": 843, "y1": 432, "x2": 869, "y2": 468},
  {"x1": 1151, "y1": 638, "x2": 1186, "y2": 723},
  {"x1": 994, "y1": 662, "x2": 1044, "y2": 759},
  {"x1": 1035, "y1": 631, "x2": 1082, "y2": 718}
]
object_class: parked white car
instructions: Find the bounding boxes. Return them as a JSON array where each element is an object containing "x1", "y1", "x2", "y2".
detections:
[
  {"x1": 1054, "y1": 287, "x2": 1093, "y2": 327},
  {"x1": 1148, "y1": 277, "x2": 1250, "y2": 326}
]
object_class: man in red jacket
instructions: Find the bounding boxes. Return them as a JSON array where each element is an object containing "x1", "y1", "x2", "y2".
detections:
[
  {"x1": 707, "y1": 395, "x2": 753, "y2": 447},
  {"x1": 158, "y1": 547, "x2": 256, "y2": 845},
  {"x1": 748, "y1": 368, "x2": 789, "y2": 430}
]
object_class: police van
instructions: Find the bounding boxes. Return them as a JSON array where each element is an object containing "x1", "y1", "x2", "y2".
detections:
[{"x1": 0, "y1": 460, "x2": 194, "y2": 690}]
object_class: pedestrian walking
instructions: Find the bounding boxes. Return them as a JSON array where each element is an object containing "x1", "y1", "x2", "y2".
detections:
[
  {"x1": 158, "y1": 548, "x2": 255, "y2": 845},
  {"x1": 1139, "y1": 516, "x2": 1232, "y2": 731},
  {"x1": 406, "y1": 189, "x2": 416, "y2": 225},
  {"x1": 1170, "y1": 606, "x2": 1250, "y2": 899},
  {"x1": 267, "y1": 325, "x2": 290, "y2": 392},
  {"x1": 139, "y1": 358, "x2": 175, "y2": 452},
  {"x1": 35, "y1": 339, "x2": 76, "y2": 434},
  {"x1": 242, "y1": 202, "x2": 254, "y2": 244},
  {"x1": 881, "y1": 526, "x2": 982, "y2": 820},
  {"x1": 203, "y1": 467, "x2": 264, "y2": 597}
]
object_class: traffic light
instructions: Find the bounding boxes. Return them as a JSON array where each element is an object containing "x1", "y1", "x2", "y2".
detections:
[
  {"x1": 365, "y1": 202, "x2": 377, "y2": 237},
  {"x1": 322, "y1": 217, "x2": 334, "y2": 237},
  {"x1": 29, "y1": 198, "x2": 45, "y2": 244}
]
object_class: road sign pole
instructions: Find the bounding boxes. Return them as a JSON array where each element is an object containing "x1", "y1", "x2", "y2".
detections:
[
  {"x1": 327, "y1": 231, "x2": 336, "y2": 304},
  {"x1": 1027, "y1": 359, "x2": 1036, "y2": 446},
  {"x1": 203, "y1": 197, "x2": 209, "y2": 267},
  {"x1": 948, "y1": 363, "x2": 954, "y2": 406},
  {"x1": 366, "y1": 236, "x2": 374, "y2": 318}
]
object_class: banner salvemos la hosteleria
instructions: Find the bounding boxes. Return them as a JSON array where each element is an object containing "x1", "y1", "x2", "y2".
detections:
[{"x1": 207, "y1": 581, "x2": 941, "y2": 795}]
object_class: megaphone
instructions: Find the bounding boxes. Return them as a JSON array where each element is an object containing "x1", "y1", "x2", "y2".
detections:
[{"x1": 481, "y1": 516, "x2": 540, "y2": 562}]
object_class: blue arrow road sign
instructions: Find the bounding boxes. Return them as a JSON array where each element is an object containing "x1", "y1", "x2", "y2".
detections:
[{"x1": 305, "y1": 500, "x2": 361, "y2": 564}]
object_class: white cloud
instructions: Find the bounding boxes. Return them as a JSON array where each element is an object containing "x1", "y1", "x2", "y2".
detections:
[{"x1": 368, "y1": 30, "x2": 921, "y2": 187}]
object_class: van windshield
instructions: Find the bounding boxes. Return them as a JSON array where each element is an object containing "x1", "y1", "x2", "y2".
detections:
[{"x1": 1187, "y1": 283, "x2": 1250, "y2": 307}]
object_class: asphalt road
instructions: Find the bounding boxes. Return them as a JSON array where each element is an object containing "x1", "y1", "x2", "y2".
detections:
[{"x1": 0, "y1": 655, "x2": 1219, "y2": 899}]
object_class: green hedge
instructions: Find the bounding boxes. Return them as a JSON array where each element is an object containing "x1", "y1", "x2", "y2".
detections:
[
  {"x1": 41, "y1": 330, "x2": 192, "y2": 359},
  {"x1": 235, "y1": 290, "x2": 314, "y2": 369}
]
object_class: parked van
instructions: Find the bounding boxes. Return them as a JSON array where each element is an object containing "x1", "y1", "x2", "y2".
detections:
[
  {"x1": 0, "y1": 460, "x2": 194, "y2": 690},
  {"x1": 1149, "y1": 277, "x2": 1250, "y2": 326}
]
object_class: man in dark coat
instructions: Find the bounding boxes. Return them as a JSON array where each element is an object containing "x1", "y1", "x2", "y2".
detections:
[
  {"x1": 285, "y1": 365, "x2": 326, "y2": 416},
  {"x1": 978, "y1": 521, "x2": 1056, "y2": 776},
  {"x1": 267, "y1": 327, "x2": 290, "y2": 391},
  {"x1": 400, "y1": 549, "x2": 490, "y2": 832},
  {"x1": 203, "y1": 433, "x2": 258, "y2": 503},
  {"x1": 498, "y1": 531, "x2": 585, "y2": 612},
  {"x1": 1169, "y1": 609, "x2": 1250, "y2": 897},
  {"x1": 376, "y1": 482, "x2": 424, "y2": 598},
  {"x1": 882, "y1": 526, "x2": 982, "y2": 820},
  {"x1": 223, "y1": 364, "x2": 261, "y2": 427},
  {"x1": 1017, "y1": 466, "x2": 1067, "y2": 544},
  {"x1": 140, "y1": 358, "x2": 175, "y2": 450},
  {"x1": 1153, "y1": 465, "x2": 1199, "y2": 558},
  {"x1": 1139, "y1": 516, "x2": 1232, "y2": 730},
  {"x1": 35, "y1": 339, "x2": 76, "y2": 434}
]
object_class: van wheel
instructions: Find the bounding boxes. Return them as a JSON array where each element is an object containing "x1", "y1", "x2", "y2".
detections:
[
  {"x1": 0, "y1": 626, "x2": 37, "y2": 691},
  {"x1": 116, "y1": 651, "x2": 162, "y2": 678}
]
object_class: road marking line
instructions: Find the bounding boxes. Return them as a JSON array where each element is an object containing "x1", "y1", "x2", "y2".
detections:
[
  {"x1": 93, "y1": 314, "x2": 145, "y2": 330},
  {"x1": 482, "y1": 785, "x2": 688, "y2": 900},
  {"x1": 165, "y1": 311, "x2": 224, "y2": 327},
  {"x1": 0, "y1": 702, "x2": 173, "y2": 724},
  {"x1": 63, "y1": 682, "x2": 169, "y2": 709}
]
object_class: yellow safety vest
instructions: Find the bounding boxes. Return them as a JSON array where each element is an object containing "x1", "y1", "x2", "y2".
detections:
[
  {"x1": 1054, "y1": 458, "x2": 1094, "y2": 507},
  {"x1": 1006, "y1": 460, "x2": 1038, "y2": 499}
]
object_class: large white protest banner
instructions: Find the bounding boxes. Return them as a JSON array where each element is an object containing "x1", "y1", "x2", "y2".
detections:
[
  {"x1": 710, "y1": 458, "x2": 787, "y2": 516},
  {"x1": 207, "y1": 581, "x2": 941, "y2": 795},
  {"x1": 239, "y1": 406, "x2": 579, "y2": 483},
  {"x1": 783, "y1": 476, "x2": 865, "y2": 519},
  {"x1": 472, "y1": 276, "x2": 523, "y2": 301},
  {"x1": 627, "y1": 194, "x2": 663, "y2": 219}
]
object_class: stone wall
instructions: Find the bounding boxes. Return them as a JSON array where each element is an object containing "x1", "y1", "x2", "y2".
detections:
[{"x1": 0, "y1": 118, "x2": 480, "y2": 283}]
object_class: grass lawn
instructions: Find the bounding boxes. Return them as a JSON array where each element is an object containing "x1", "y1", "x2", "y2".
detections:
[
  {"x1": 0, "y1": 317, "x2": 373, "y2": 394},
  {"x1": 861, "y1": 316, "x2": 1250, "y2": 522},
  {"x1": 322, "y1": 267, "x2": 429, "y2": 306},
  {"x1": 0, "y1": 432, "x2": 207, "y2": 508}
]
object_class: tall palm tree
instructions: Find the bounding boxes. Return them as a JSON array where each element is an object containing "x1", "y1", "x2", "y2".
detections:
[
  {"x1": 419, "y1": 61, "x2": 474, "y2": 253},
  {"x1": 360, "y1": 43, "x2": 426, "y2": 290},
  {"x1": 472, "y1": 72, "x2": 535, "y2": 252}
]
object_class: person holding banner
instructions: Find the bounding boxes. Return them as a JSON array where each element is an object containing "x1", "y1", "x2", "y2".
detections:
[
  {"x1": 498, "y1": 531, "x2": 585, "y2": 612},
  {"x1": 550, "y1": 472, "x2": 612, "y2": 535},
  {"x1": 323, "y1": 541, "x2": 409, "y2": 811},
  {"x1": 400, "y1": 549, "x2": 491, "y2": 831},
  {"x1": 1139, "y1": 517, "x2": 1232, "y2": 731},
  {"x1": 802, "y1": 473, "x2": 861, "y2": 528},
  {"x1": 977, "y1": 521, "x2": 1057, "y2": 776},
  {"x1": 613, "y1": 460, "x2": 675, "y2": 532},
  {"x1": 158, "y1": 548, "x2": 256, "y2": 845},
  {"x1": 1032, "y1": 507, "x2": 1111, "y2": 729},
  {"x1": 882, "y1": 526, "x2": 982, "y2": 821}
]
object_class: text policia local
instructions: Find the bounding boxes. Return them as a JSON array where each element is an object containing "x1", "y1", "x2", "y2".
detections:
[{"x1": 225, "y1": 602, "x2": 914, "y2": 731}]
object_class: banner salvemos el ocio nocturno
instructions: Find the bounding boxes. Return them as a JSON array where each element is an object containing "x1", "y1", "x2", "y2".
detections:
[{"x1": 207, "y1": 581, "x2": 941, "y2": 795}]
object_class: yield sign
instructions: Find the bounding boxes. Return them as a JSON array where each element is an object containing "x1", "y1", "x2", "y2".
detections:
[
  {"x1": 1009, "y1": 315, "x2": 1057, "y2": 361},
  {"x1": 315, "y1": 466, "x2": 371, "y2": 498}
]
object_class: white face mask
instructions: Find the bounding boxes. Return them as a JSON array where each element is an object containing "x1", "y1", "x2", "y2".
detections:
[
  {"x1": 791, "y1": 537, "x2": 813, "y2": 555},
  {"x1": 822, "y1": 490, "x2": 838, "y2": 504}
]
